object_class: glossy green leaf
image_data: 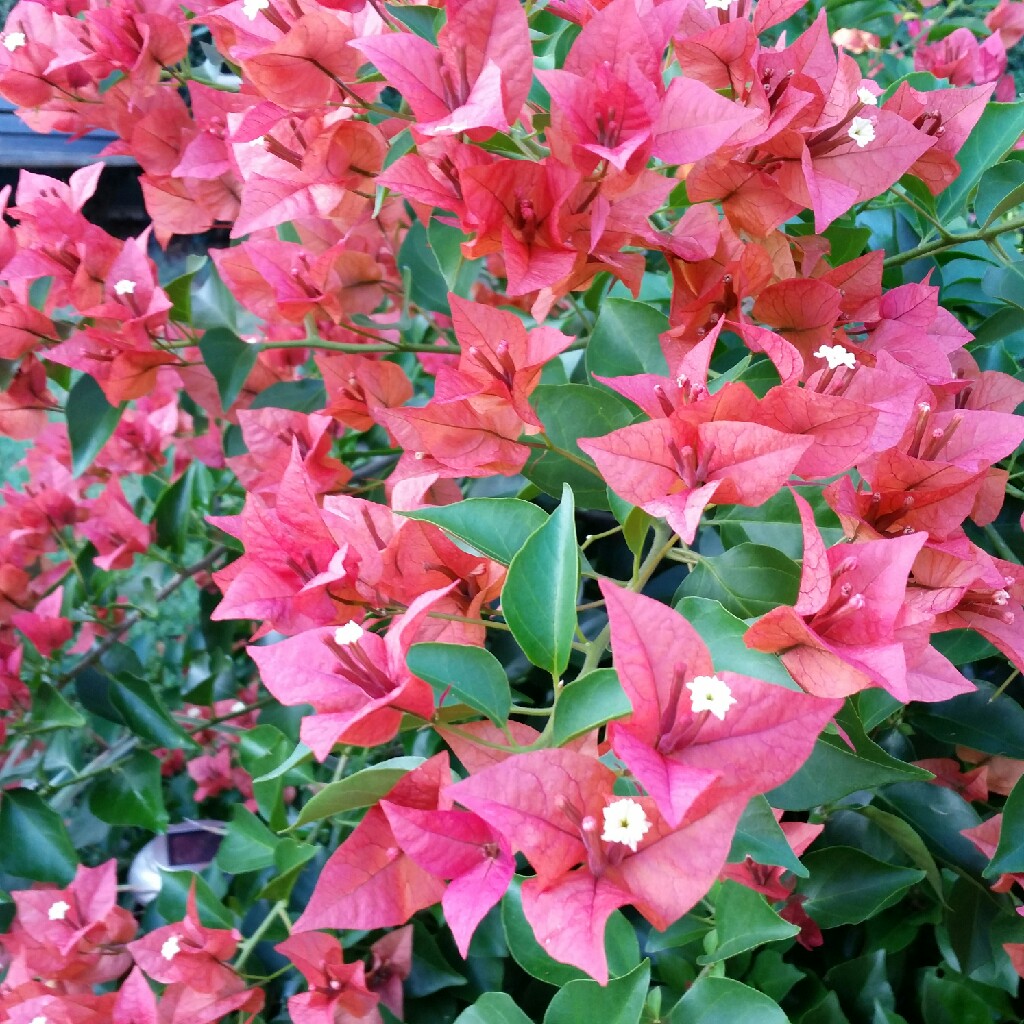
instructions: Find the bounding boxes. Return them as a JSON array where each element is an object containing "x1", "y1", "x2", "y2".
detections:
[
  {"x1": 586, "y1": 298, "x2": 669, "y2": 383},
  {"x1": 729, "y1": 795, "x2": 808, "y2": 877},
  {"x1": 524, "y1": 446, "x2": 612, "y2": 510},
  {"x1": 800, "y1": 847, "x2": 925, "y2": 928},
  {"x1": 858, "y1": 806, "x2": 943, "y2": 897},
  {"x1": 108, "y1": 676, "x2": 198, "y2": 752},
  {"x1": 407, "y1": 642, "x2": 511, "y2": 725},
  {"x1": 910, "y1": 680, "x2": 1024, "y2": 758},
  {"x1": 29, "y1": 682, "x2": 85, "y2": 730},
  {"x1": 398, "y1": 219, "x2": 449, "y2": 313},
  {"x1": 67, "y1": 374, "x2": 123, "y2": 477},
  {"x1": 164, "y1": 254, "x2": 207, "y2": 323},
  {"x1": 713, "y1": 488, "x2": 843, "y2": 559},
  {"x1": 984, "y1": 772, "x2": 1024, "y2": 877},
  {"x1": 0, "y1": 789, "x2": 78, "y2": 883},
  {"x1": 215, "y1": 805, "x2": 280, "y2": 873},
  {"x1": 938, "y1": 100, "x2": 1024, "y2": 220},
  {"x1": 400, "y1": 499, "x2": 547, "y2": 564},
  {"x1": 454, "y1": 993, "x2": 533, "y2": 1024},
  {"x1": 427, "y1": 218, "x2": 481, "y2": 296},
  {"x1": 502, "y1": 483, "x2": 579, "y2": 677},
  {"x1": 89, "y1": 750, "x2": 168, "y2": 832},
  {"x1": 545, "y1": 960, "x2": 650, "y2": 1024},
  {"x1": 551, "y1": 668, "x2": 631, "y2": 745},
  {"x1": 920, "y1": 968, "x2": 1002, "y2": 1024},
  {"x1": 292, "y1": 756, "x2": 424, "y2": 828},
  {"x1": 531, "y1": 384, "x2": 636, "y2": 464},
  {"x1": 675, "y1": 544, "x2": 801, "y2": 619},
  {"x1": 667, "y1": 976, "x2": 791, "y2": 1024},
  {"x1": 975, "y1": 159, "x2": 1024, "y2": 227},
  {"x1": 502, "y1": 877, "x2": 639, "y2": 986},
  {"x1": 155, "y1": 870, "x2": 233, "y2": 929},
  {"x1": 152, "y1": 464, "x2": 196, "y2": 553},
  {"x1": 249, "y1": 378, "x2": 326, "y2": 413},
  {"x1": 676, "y1": 597, "x2": 800, "y2": 691},
  {"x1": 198, "y1": 326, "x2": 258, "y2": 411},
  {"x1": 699, "y1": 881, "x2": 799, "y2": 964},
  {"x1": 388, "y1": 5, "x2": 441, "y2": 43}
]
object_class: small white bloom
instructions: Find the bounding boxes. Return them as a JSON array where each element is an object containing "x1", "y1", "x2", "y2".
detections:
[
  {"x1": 241, "y1": 0, "x2": 269, "y2": 20},
  {"x1": 230, "y1": 700, "x2": 247, "y2": 713},
  {"x1": 187, "y1": 706, "x2": 203, "y2": 718},
  {"x1": 813, "y1": 343, "x2": 856, "y2": 370},
  {"x1": 705, "y1": 0, "x2": 735, "y2": 8},
  {"x1": 161, "y1": 934, "x2": 181, "y2": 961},
  {"x1": 3, "y1": 31, "x2": 26, "y2": 51},
  {"x1": 857, "y1": 86, "x2": 878, "y2": 106},
  {"x1": 114, "y1": 279, "x2": 136, "y2": 296},
  {"x1": 686, "y1": 674, "x2": 737, "y2": 721},
  {"x1": 601, "y1": 798, "x2": 651, "y2": 853},
  {"x1": 848, "y1": 115, "x2": 875, "y2": 148},
  {"x1": 47, "y1": 900, "x2": 71, "y2": 921},
  {"x1": 29, "y1": 1017, "x2": 47, "y2": 1024},
  {"x1": 334, "y1": 622, "x2": 364, "y2": 646}
]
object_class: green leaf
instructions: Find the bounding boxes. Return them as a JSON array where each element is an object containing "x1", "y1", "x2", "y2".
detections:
[
  {"x1": 982, "y1": 260, "x2": 1024, "y2": 312},
  {"x1": 544, "y1": 960, "x2": 650, "y2": 1024},
  {"x1": 910, "y1": 680, "x2": 1024, "y2": 757},
  {"x1": 524, "y1": 447, "x2": 611, "y2": 510},
  {"x1": 292, "y1": 756, "x2": 425, "y2": 828},
  {"x1": 152, "y1": 464, "x2": 196, "y2": 553},
  {"x1": 729, "y1": 795, "x2": 808, "y2": 877},
  {"x1": 454, "y1": 993, "x2": 533, "y2": 1024},
  {"x1": 214, "y1": 805, "x2": 280, "y2": 873},
  {"x1": 259, "y1": 838, "x2": 318, "y2": 901},
  {"x1": 108, "y1": 676, "x2": 198, "y2": 752},
  {"x1": 407, "y1": 643, "x2": 511, "y2": 726},
  {"x1": 975, "y1": 158, "x2": 1024, "y2": 227},
  {"x1": 586, "y1": 298, "x2": 669, "y2": 384},
  {"x1": 249, "y1": 378, "x2": 326, "y2": 413},
  {"x1": 502, "y1": 483, "x2": 579, "y2": 678},
  {"x1": 164, "y1": 254, "x2": 207, "y2": 323},
  {"x1": 667, "y1": 976, "x2": 791, "y2": 1024},
  {"x1": 551, "y1": 668, "x2": 631, "y2": 745},
  {"x1": 67, "y1": 374, "x2": 123, "y2": 477},
  {"x1": 398, "y1": 219, "x2": 450, "y2": 313},
  {"x1": 387, "y1": 3, "x2": 440, "y2": 41},
  {"x1": 400, "y1": 499, "x2": 547, "y2": 564},
  {"x1": 799, "y1": 847, "x2": 925, "y2": 928},
  {"x1": 0, "y1": 789, "x2": 78, "y2": 883},
  {"x1": 878, "y1": 782, "x2": 985, "y2": 873},
  {"x1": 920, "y1": 968, "x2": 1002, "y2": 1024},
  {"x1": 155, "y1": 870, "x2": 233, "y2": 929},
  {"x1": 530, "y1": 384, "x2": 636, "y2": 464},
  {"x1": 427, "y1": 218, "x2": 481, "y2": 296},
  {"x1": 675, "y1": 544, "x2": 801, "y2": 619},
  {"x1": 858, "y1": 806, "x2": 943, "y2": 898},
  {"x1": 938, "y1": 101, "x2": 1024, "y2": 220},
  {"x1": 502, "y1": 877, "x2": 639, "y2": 986},
  {"x1": 700, "y1": 881, "x2": 799, "y2": 964},
  {"x1": 89, "y1": 751, "x2": 168, "y2": 832},
  {"x1": 29, "y1": 682, "x2": 85, "y2": 730},
  {"x1": 984, "y1": 772, "x2": 1024, "y2": 877},
  {"x1": 675, "y1": 597, "x2": 800, "y2": 691},
  {"x1": 198, "y1": 327, "x2": 258, "y2": 411},
  {"x1": 713, "y1": 488, "x2": 843, "y2": 559}
]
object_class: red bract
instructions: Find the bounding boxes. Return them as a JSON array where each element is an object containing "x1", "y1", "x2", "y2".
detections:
[{"x1": 275, "y1": 933, "x2": 381, "y2": 1024}]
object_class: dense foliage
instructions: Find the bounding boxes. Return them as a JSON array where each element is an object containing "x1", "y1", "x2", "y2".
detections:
[{"x1": 1, "y1": 0, "x2": 1024, "y2": 1021}]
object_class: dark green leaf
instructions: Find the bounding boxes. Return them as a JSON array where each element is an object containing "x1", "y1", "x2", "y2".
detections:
[
  {"x1": 108, "y1": 676, "x2": 198, "y2": 752},
  {"x1": 215, "y1": 805, "x2": 280, "y2": 873},
  {"x1": 198, "y1": 327, "x2": 258, "y2": 411},
  {"x1": 29, "y1": 682, "x2": 85, "y2": 730},
  {"x1": 164, "y1": 254, "x2": 207, "y2": 323},
  {"x1": 67, "y1": 374, "x2": 122, "y2": 477},
  {"x1": 975, "y1": 160, "x2": 1024, "y2": 227},
  {"x1": 551, "y1": 668, "x2": 631, "y2": 745},
  {"x1": 920, "y1": 968, "x2": 1002, "y2": 1024},
  {"x1": 531, "y1": 384, "x2": 636, "y2": 464},
  {"x1": 398, "y1": 220, "x2": 449, "y2": 313},
  {"x1": 675, "y1": 597, "x2": 800, "y2": 691},
  {"x1": 503, "y1": 484, "x2": 579, "y2": 677},
  {"x1": 249, "y1": 378, "x2": 326, "y2": 413},
  {"x1": 454, "y1": 994, "x2": 533, "y2": 1024},
  {"x1": 858, "y1": 806, "x2": 943, "y2": 897},
  {"x1": 984, "y1": 772, "x2": 1024, "y2": 877},
  {"x1": 667, "y1": 976, "x2": 791, "y2": 1024},
  {"x1": 400, "y1": 499, "x2": 547, "y2": 564},
  {"x1": 427, "y1": 218, "x2": 481, "y2": 296},
  {"x1": 675, "y1": 545, "x2": 801, "y2": 619},
  {"x1": 89, "y1": 750, "x2": 168, "y2": 832},
  {"x1": 386, "y1": 4, "x2": 440, "y2": 42},
  {"x1": 910, "y1": 680, "x2": 1024, "y2": 757},
  {"x1": 408, "y1": 643, "x2": 511, "y2": 726},
  {"x1": 713, "y1": 488, "x2": 843, "y2": 559},
  {"x1": 799, "y1": 847, "x2": 925, "y2": 928},
  {"x1": 524, "y1": 447, "x2": 611, "y2": 510},
  {"x1": 0, "y1": 789, "x2": 78, "y2": 883},
  {"x1": 544, "y1": 960, "x2": 650, "y2": 1024},
  {"x1": 292, "y1": 756, "x2": 424, "y2": 828},
  {"x1": 586, "y1": 298, "x2": 669, "y2": 384},
  {"x1": 699, "y1": 881, "x2": 799, "y2": 963},
  {"x1": 729, "y1": 795, "x2": 808, "y2": 877},
  {"x1": 152, "y1": 465, "x2": 196, "y2": 553}
]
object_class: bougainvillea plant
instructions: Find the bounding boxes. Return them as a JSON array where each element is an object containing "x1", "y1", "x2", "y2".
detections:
[{"x1": 1, "y1": 0, "x2": 1024, "y2": 1019}]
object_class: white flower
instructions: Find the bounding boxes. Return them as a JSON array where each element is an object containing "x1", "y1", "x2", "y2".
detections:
[
  {"x1": 161, "y1": 934, "x2": 181, "y2": 960},
  {"x1": 3, "y1": 31, "x2": 26, "y2": 51},
  {"x1": 848, "y1": 115, "x2": 875, "y2": 148},
  {"x1": 242, "y1": 0, "x2": 269, "y2": 20},
  {"x1": 114, "y1": 279, "x2": 136, "y2": 295},
  {"x1": 230, "y1": 700, "x2": 247, "y2": 713},
  {"x1": 30, "y1": 1017, "x2": 47, "y2": 1024},
  {"x1": 686, "y1": 674, "x2": 737, "y2": 721},
  {"x1": 601, "y1": 798, "x2": 651, "y2": 853},
  {"x1": 705, "y1": 0, "x2": 735, "y2": 7},
  {"x1": 47, "y1": 899, "x2": 71, "y2": 921},
  {"x1": 334, "y1": 622, "x2": 364, "y2": 646},
  {"x1": 813, "y1": 343, "x2": 856, "y2": 370},
  {"x1": 857, "y1": 86, "x2": 878, "y2": 106}
]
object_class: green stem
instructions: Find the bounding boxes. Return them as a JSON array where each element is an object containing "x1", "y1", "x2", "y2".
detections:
[
  {"x1": 883, "y1": 215, "x2": 1024, "y2": 269},
  {"x1": 235, "y1": 900, "x2": 290, "y2": 971}
]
